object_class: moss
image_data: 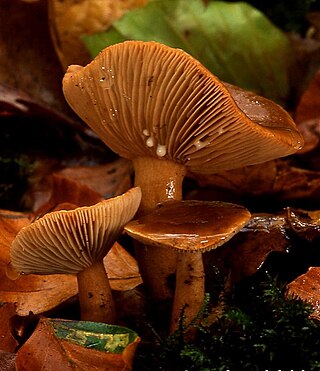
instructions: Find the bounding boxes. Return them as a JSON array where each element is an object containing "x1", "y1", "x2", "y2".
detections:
[{"x1": 134, "y1": 274, "x2": 320, "y2": 370}]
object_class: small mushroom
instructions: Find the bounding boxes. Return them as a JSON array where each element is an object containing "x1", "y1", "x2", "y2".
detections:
[
  {"x1": 125, "y1": 200, "x2": 251, "y2": 333},
  {"x1": 10, "y1": 187, "x2": 141, "y2": 324},
  {"x1": 63, "y1": 41, "x2": 303, "y2": 303}
]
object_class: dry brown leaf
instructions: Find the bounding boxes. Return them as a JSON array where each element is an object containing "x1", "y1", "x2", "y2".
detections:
[
  {"x1": 295, "y1": 118, "x2": 320, "y2": 153},
  {"x1": 0, "y1": 0, "x2": 76, "y2": 119},
  {"x1": 104, "y1": 242, "x2": 142, "y2": 291},
  {"x1": 296, "y1": 69, "x2": 320, "y2": 123},
  {"x1": 29, "y1": 159, "x2": 132, "y2": 213},
  {"x1": 0, "y1": 210, "x2": 33, "y2": 264},
  {"x1": 287, "y1": 267, "x2": 320, "y2": 321},
  {"x1": 0, "y1": 262, "x2": 78, "y2": 316},
  {"x1": 58, "y1": 158, "x2": 132, "y2": 199},
  {"x1": 0, "y1": 351, "x2": 16, "y2": 371},
  {"x1": 0, "y1": 303, "x2": 19, "y2": 352},
  {"x1": 0, "y1": 241, "x2": 142, "y2": 317},
  {"x1": 16, "y1": 317, "x2": 140, "y2": 370},
  {"x1": 188, "y1": 159, "x2": 320, "y2": 206},
  {"x1": 286, "y1": 207, "x2": 320, "y2": 241},
  {"x1": 32, "y1": 174, "x2": 104, "y2": 216},
  {"x1": 48, "y1": 0, "x2": 148, "y2": 69},
  {"x1": 187, "y1": 160, "x2": 277, "y2": 199},
  {"x1": 209, "y1": 213, "x2": 290, "y2": 284},
  {"x1": 273, "y1": 161, "x2": 320, "y2": 201}
]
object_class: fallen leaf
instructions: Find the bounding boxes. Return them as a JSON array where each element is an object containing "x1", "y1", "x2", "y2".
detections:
[
  {"x1": 209, "y1": 213, "x2": 290, "y2": 283},
  {"x1": 0, "y1": 0, "x2": 74, "y2": 118},
  {"x1": 295, "y1": 118, "x2": 320, "y2": 154},
  {"x1": 57, "y1": 158, "x2": 132, "y2": 199},
  {"x1": 287, "y1": 267, "x2": 320, "y2": 321},
  {"x1": 83, "y1": 0, "x2": 293, "y2": 103},
  {"x1": 0, "y1": 263, "x2": 78, "y2": 317},
  {"x1": 187, "y1": 159, "x2": 320, "y2": 207},
  {"x1": 48, "y1": 0, "x2": 148, "y2": 69},
  {"x1": 16, "y1": 317, "x2": 140, "y2": 370},
  {"x1": 105, "y1": 242, "x2": 142, "y2": 291},
  {"x1": 0, "y1": 210, "x2": 33, "y2": 264},
  {"x1": 295, "y1": 69, "x2": 320, "y2": 123},
  {"x1": 33, "y1": 174, "x2": 104, "y2": 217},
  {"x1": 187, "y1": 160, "x2": 277, "y2": 198},
  {"x1": 273, "y1": 161, "x2": 320, "y2": 203},
  {"x1": 285, "y1": 207, "x2": 320, "y2": 241},
  {"x1": 0, "y1": 303, "x2": 19, "y2": 352},
  {"x1": 0, "y1": 351, "x2": 16, "y2": 371},
  {"x1": 29, "y1": 159, "x2": 132, "y2": 213}
]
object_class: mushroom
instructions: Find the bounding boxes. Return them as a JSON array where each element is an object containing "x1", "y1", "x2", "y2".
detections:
[
  {"x1": 125, "y1": 200, "x2": 251, "y2": 333},
  {"x1": 62, "y1": 40, "x2": 303, "y2": 303},
  {"x1": 10, "y1": 187, "x2": 141, "y2": 324}
]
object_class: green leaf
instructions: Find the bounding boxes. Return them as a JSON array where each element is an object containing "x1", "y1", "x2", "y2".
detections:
[
  {"x1": 50, "y1": 319, "x2": 139, "y2": 354},
  {"x1": 83, "y1": 0, "x2": 294, "y2": 104}
]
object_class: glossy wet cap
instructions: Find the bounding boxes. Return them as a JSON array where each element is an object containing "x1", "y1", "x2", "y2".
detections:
[
  {"x1": 63, "y1": 40, "x2": 303, "y2": 173},
  {"x1": 125, "y1": 200, "x2": 251, "y2": 252},
  {"x1": 10, "y1": 187, "x2": 141, "y2": 275}
]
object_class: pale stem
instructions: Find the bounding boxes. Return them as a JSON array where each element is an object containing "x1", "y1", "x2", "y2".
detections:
[
  {"x1": 133, "y1": 156, "x2": 186, "y2": 303},
  {"x1": 170, "y1": 251, "x2": 205, "y2": 334},
  {"x1": 77, "y1": 261, "x2": 116, "y2": 323}
]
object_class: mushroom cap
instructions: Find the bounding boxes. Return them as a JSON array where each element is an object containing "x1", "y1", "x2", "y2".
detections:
[
  {"x1": 63, "y1": 41, "x2": 303, "y2": 174},
  {"x1": 125, "y1": 200, "x2": 251, "y2": 252},
  {"x1": 10, "y1": 187, "x2": 141, "y2": 275}
]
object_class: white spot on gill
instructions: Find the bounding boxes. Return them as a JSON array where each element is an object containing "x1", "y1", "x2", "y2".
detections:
[
  {"x1": 217, "y1": 127, "x2": 225, "y2": 135},
  {"x1": 143, "y1": 129, "x2": 154, "y2": 148},
  {"x1": 146, "y1": 137, "x2": 154, "y2": 147},
  {"x1": 193, "y1": 139, "x2": 208, "y2": 150},
  {"x1": 156, "y1": 144, "x2": 167, "y2": 157}
]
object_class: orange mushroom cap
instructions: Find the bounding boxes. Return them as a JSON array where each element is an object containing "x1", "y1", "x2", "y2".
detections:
[
  {"x1": 63, "y1": 41, "x2": 303, "y2": 174},
  {"x1": 125, "y1": 200, "x2": 251, "y2": 253}
]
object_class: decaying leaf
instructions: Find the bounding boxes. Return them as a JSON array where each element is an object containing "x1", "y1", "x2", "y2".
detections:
[
  {"x1": 286, "y1": 207, "x2": 320, "y2": 241},
  {"x1": 48, "y1": 0, "x2": 148, "y2": 69},
  {"x1": 208, "y1": 213, "x2": 290, "y2": 284},
  {"x1": 58, "y1": 158, "x2": 132, "y2": 199},
  {"x1": 287, "y1": 267, "x2": 320, "y2": 321},
  {"x1": 0, "y1": 262, "x2": 78, "y2": 316},
  {"x1": 29, "y1": 158, "x2": 132, "y2": 214},
  {"x1": 32, "y1": 174, "x2": 103, "y2": 216},
  {"x1": 187, "y1": 159, "x2": 320, "y2": 207},
  {"x1": 0, "y1": 210, "x2": 33, "y2": 264},
  {"x1": 295, "y1": 69, "x2": 320, "y2": 123},
  {"x1": 0, "y1": 241, "x2": 142, "y2": 317},
  {"x1": 187, "y1": 160, "x2": 277, "y2": 199},
  {"x1": 105, "y1": 242, "x2": 142, "y2": 291},
  {"x1": 0, "y1": 302, "x2": 19, "y2": 352},
  {"x1": 273, "y1": 161, "x2": 320, "y2": 202},
  {"x1": 16, "y1": 317, "x2": 140, "y2": 370},
  {"x1": 295, "y1": 118, "x2": 320, "y2": 154},
  {"x1": 0, "y1": 0, "x2": 75, "y2": 119},
  {"x1": 0, "y1": 350, "x2": 16, "y2": 371}
]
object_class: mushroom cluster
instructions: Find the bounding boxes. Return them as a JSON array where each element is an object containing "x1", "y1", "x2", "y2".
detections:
[
  {"x1": 10, "y1": 187, "x2": 141, "y2": 324},
  {"x1": 62, "y1": 40, "x2": 303, "y2": 303}
]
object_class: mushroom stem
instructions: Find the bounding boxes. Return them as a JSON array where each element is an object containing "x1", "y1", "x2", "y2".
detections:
[
  {"x1": 170, "y1": 251, "x2": 205, "y2": 334},
  {"x1": 77, "y1": 261, "x2": 116, "y2": 324},
  {"x1": 133, "y1": 156, "x2": 186, "y2": 303}
]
